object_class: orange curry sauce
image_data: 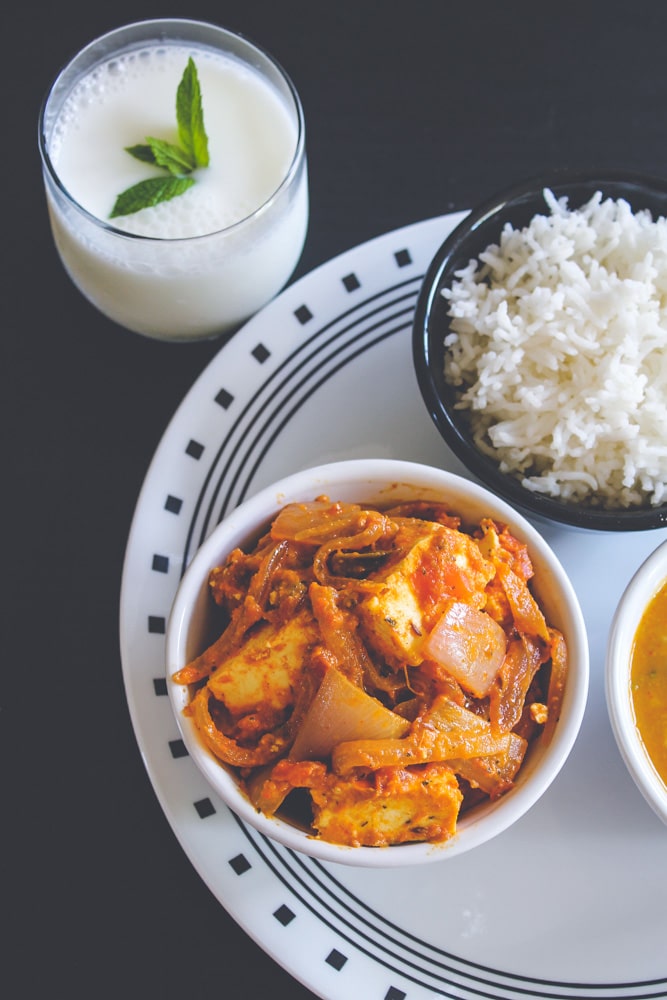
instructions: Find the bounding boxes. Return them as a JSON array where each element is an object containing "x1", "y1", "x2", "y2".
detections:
[{"x1": 631, "y1": 580, "x2": 667, "y2": 786}]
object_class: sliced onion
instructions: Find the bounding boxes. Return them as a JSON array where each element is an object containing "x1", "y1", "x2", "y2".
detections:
[
  {"x1": 289, "y1": 667, "x2": 410, "y2": 762},
  {"x1": 424, "y1": 600, "x2": 507, "y2": 698},
  {"x1": 270, "y1": 499, "x2": 362, "y2": 543}
]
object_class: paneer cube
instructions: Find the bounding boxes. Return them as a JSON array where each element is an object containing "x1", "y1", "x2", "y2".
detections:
[
  {"x1": 358, "y1": 521, "x2": 495, "y2": 667},
  {"x1": 310, "y1": 763, "x2": 463, "y2": 847},
  {"x1": 207, "y1": 608, "x2": 319, "y2": 717}
]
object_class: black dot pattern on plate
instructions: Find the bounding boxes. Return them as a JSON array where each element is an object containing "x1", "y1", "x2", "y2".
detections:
[
  {"x1": 215, "y1": 388, "x2": 234, "y2": 410},
  {"x1": 252, "y1": 343, "x2": 271, "y2": 363},
  {"x1": 325, "y1": 949, "x2": 347, "y2": 971},
  {"x1": 152, "y1": 678, "x2": 167, "y2": 697},
  {"x1": 229, "y1": 854, "x2": 251, "y2": 875},
  {"x1": 168, "y1": 739, "x2": 188, "y2": 759},
  {"x1": 141, "y1": 230, "x2": 664, "y2": 1000},
  {"x1": 164, "y1": 495, "x2": 182, "y2": 514},
  {"x1": 194, "y1": 798, "x2": 216, "y2": 819},
  {"x1": 342, "y1": 272, "x2": 360, "y2": 291},
  {"x1": 273, "y1": 904, "x2": 296, "y2": 926},
  {"x1": 294, "y1": 304, "x2": 313, "y2": 324},
  {"x1": 152, "y1": 554, "x2": 169, "y2": 573},
  {"x1": 185, "y1": 439, "x2": 204, "y2": 460},
  {"x1": 148, "y1": 615, "x2": 165, "y2": 634}
]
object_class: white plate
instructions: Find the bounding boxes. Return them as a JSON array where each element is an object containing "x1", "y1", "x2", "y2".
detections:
[{"x1": 120, "y1": 214, "x2": 667, "y2": 1000}]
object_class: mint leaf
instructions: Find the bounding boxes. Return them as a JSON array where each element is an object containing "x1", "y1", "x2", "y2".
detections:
[
  {"x1": 125, "y1": 144, "x2": 158, "y2": 165},
  {"x1": 111, "y1": 59, "x2": 209, "y2": 218},
  {"x1": 145, "y1": 137, "x2": 196, "y2": 175},
  {"x1": 176, "y1": 57, "x2": 209, "y2": 168},
  {"x1": 110, "y1": 176, "x2": 195, "y2": 218}
]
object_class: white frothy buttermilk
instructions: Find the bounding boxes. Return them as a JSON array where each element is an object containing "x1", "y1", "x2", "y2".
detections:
[
  {"x1": 50, "y1": 45, "x2": 296, "y2": 238},
  {"x1": 42, "y1": 37, "x2": 309, "y2": 339}
]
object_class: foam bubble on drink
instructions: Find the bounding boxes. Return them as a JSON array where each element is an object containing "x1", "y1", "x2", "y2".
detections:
[{"x1": 49, "y1": 45, "x2": 297, "y2": 240}]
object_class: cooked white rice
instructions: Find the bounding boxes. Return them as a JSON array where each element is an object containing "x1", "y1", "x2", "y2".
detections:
[{"x1": 442, "y1": 188, "x2": 667, "y2": 509}]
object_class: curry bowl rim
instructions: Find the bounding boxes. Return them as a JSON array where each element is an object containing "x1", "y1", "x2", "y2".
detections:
[{"x1": 605, "y1": 537, "x2": 667, "y2": 827}]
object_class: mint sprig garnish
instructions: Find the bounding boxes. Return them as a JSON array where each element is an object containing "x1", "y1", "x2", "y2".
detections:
[
  {"x1": 176, "y1": 56, "x2": 209, "y2": 168},
  {"x1": 110, "y1": 58, "x2": 209, "y2": 219},
  {"x1": 110, "y1": 176, "x2": 196, "y2": 218}
]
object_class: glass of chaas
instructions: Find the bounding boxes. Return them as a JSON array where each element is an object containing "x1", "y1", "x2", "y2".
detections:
[{"x1": 38, "y1": 19, "x2": 309, "y2": 341}]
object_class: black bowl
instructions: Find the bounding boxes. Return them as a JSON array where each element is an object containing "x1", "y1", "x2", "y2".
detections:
[{"x1": 413, "y1": 169, "x2": 667, "y2": 531}]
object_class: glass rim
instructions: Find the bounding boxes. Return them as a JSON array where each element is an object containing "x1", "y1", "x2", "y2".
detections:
[{"x1": 37, "y1": 17, "x2": 307, "y2": 245}]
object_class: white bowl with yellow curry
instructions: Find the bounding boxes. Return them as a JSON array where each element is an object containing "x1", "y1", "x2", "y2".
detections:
[
  {"x1": 166, "y1": 459, "x2": 589, "y2": 866},
  {"x1": 606, "y1": 538, "x2": 667, "y2": 829}
]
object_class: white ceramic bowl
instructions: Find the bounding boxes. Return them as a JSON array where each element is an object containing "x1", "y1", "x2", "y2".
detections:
[
  {"x1": 166, "y1": 459, "x2": 589, "y2": 867},
  {"x1": 606, "y1": 539, "x2": 667, "y2": 827}
]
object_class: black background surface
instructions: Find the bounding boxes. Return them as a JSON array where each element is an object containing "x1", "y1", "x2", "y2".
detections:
[{"x1": 6, "y1": 2, "x2": 667, "y2": 997}]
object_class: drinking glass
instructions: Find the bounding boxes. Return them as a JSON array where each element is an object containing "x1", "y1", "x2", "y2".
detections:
[{"x1": 38, "y1": 19, "x2": 309, "y2": 341}]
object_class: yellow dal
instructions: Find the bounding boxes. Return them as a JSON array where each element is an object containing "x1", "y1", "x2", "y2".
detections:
[{"x1": 631, "y1": 580, "x2": 667, "y2": 786}]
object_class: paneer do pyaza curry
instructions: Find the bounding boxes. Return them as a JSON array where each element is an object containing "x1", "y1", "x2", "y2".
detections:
[{"x1": 173, "y1": 497, "x2": 568, "y2": 848}]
